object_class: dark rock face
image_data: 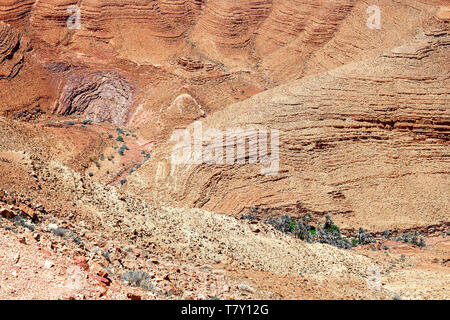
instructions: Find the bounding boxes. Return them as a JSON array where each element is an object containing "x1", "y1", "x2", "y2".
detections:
[
  {"x1": 0, "y1": 22, "x2": 24, "y2": 79},
  {"x1": 56, "y1": 71, "x2": 135, "y2": 126}
]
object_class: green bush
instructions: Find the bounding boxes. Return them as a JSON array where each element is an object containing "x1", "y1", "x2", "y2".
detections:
[
  {"x1": 289, "y1": 220, "x2": 296, "y2": 232},
  {"x1": 328, "y1": 224, "x2": 340, "y2": 233}
]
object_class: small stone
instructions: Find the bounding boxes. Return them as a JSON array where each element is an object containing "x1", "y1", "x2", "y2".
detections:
[
  {"x1": 89, "y1": 262, "x2": 108, "y2": 278},
  {"x1": 89, "y1": 274, "x2": 111, "y2": 286},
  {"x1": 48, "y1": 223, "x2": 58, "y2": 230},
  {"x1": 0, "y1": 207, "x2": 15, "y2": 219},
  {"x1": 73, "y1": 256, "x2": 89, "y2": 271},
  {"x1": 392, "y1": 293, "x2": 402, "y2": 300},
  {"x1": 238, "y1": 283, "x2": 254, "y2": 293},
  {"x1": 12, "y1": 253, "x2": 20, "y2": 264},
  {"x1": 127, "y1": 293, "x2": 142, "y2": 300}
]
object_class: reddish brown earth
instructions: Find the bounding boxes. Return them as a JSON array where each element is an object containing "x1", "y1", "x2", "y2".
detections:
[{"x1": 0, "y1": 0, "x2": 449, "y2": 300}]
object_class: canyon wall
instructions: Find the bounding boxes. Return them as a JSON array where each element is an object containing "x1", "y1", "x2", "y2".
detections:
[{"x1": 126, "y1": 20, "x2": 450, "y2": 232}]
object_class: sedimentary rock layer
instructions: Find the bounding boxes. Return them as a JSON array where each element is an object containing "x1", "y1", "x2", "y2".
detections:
[
  {"x1": 0, "y1": 0, "x2": 34, "y2": 29},
  {"x1": 56, "y1": 70, "x2": 135, "y2": 126},
  {"x1": 127, "y1": 23, "x2": 450, "y2": 232},
  {"x1": 0, "y1": 22, "x2": 24, "y2": 79},
  {"x1": 3, "y1": 0, "x2": 440, "y2": 83},
  {"x1": 0, "y1": 22, "x2": 56, "y2": 116}
]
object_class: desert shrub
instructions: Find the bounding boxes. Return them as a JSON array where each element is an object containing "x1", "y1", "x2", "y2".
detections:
[
  {"x1": 315, "y1": 227, "x2": 352, "y2": 249},
  {"x1": 354, "y1": 227, "x2": 375, "y2": 245},
  {"x1": 416, "y1": 237, "x2": 426, "y2": 247},
  {"x1": 302, "y1": 213, "x2": 313, "y2": 223},
  {"x1": 250, "y1": 207, "x2": 259, "y2": 214},
  {"x1": 51, "y1": 227, "x2": 68, "y2": 237},
  {"x1": 323, "y1": 215, "x2": 341, "y2": 233},
  {"x1": 324, "y1": 215, "x2": 334, "y2": 229},
  {"x1": 240, "y1": 213, "x2": 257, "y2": 220},
  {"x1": 264, "y1": 215, "x2": 293, "y2": 233},
  {"x1": 72, "y1": 236, "x2": 83, "y2": 245},
  {"x1": 395, "y1": 232, "x2": 426, "y2": 247},
  {"x1": 118, "y1": 144, "x2": 129, "y2": 156},
  {"x1": 103, "y1": 251, "x2": 111, "y2": 262},
  {"x1": 120, "y1": 178, "x2": 127, "y2": 185},
  {"x1": 13, "y1": 216, "x2": 35, "y2": 231},
  {"x1": 116, "y1": 136, "x2": 124, "y2": 142},
  {"x1": 289, "y1": 219, "x2": 296, "y2": 232},
  {"x1": 122, "y1": 270, "x2": 156, "y2": 291},
  {"x1": 265, "y1": 214, "x2": 354, "y2": 249}
]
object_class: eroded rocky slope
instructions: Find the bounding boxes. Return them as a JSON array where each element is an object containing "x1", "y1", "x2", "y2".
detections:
[
  {"x1": 127, "y1": 21, "x2": 449, "y2": 233},
  {"x1": 0, "y1": 0, "x2": 448, "y2": 300}
]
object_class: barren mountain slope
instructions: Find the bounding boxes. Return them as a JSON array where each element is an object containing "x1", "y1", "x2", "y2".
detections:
[
  {"x1": 0, "y1": 0, "x2": 449, "y2": 300},
  {"x1": 126, "y1": 20, "x2": 449, "y2": 233},
  {"x1": 0, "y1": 0, "x2": 446, "y2": 140},
  {"x1": 0, "y1": 118, "x2": 380, "y2": 299},
  {"x1": 1, "y1": 118, "x2": 448, "y2": 299}
]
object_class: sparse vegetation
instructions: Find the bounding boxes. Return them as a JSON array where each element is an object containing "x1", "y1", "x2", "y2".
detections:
[
  {"x1": 13, "y1": 216, "x2": 35, "y2": 232},
  {"x1": 289, "y1": 219, "x2": 296, "y2": 232},
  {"x1": 118, "y1": 144, "x2": 129, "y2": 156},
  {"x1": 51, "y1": 227, "x2": 69, "y2": 237},
  {"x1": 394, "y1": 232, "x2": 426, "y2": 248},
  {"x1": 122, "y1": 270, "x2": 156, "y2": 291},
  {"x1": 239, "y1": 213, "x2": 257, "y2": 220},
  {"x1": 265, "y1": 215, "x2": 355, "y2": 249}
]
